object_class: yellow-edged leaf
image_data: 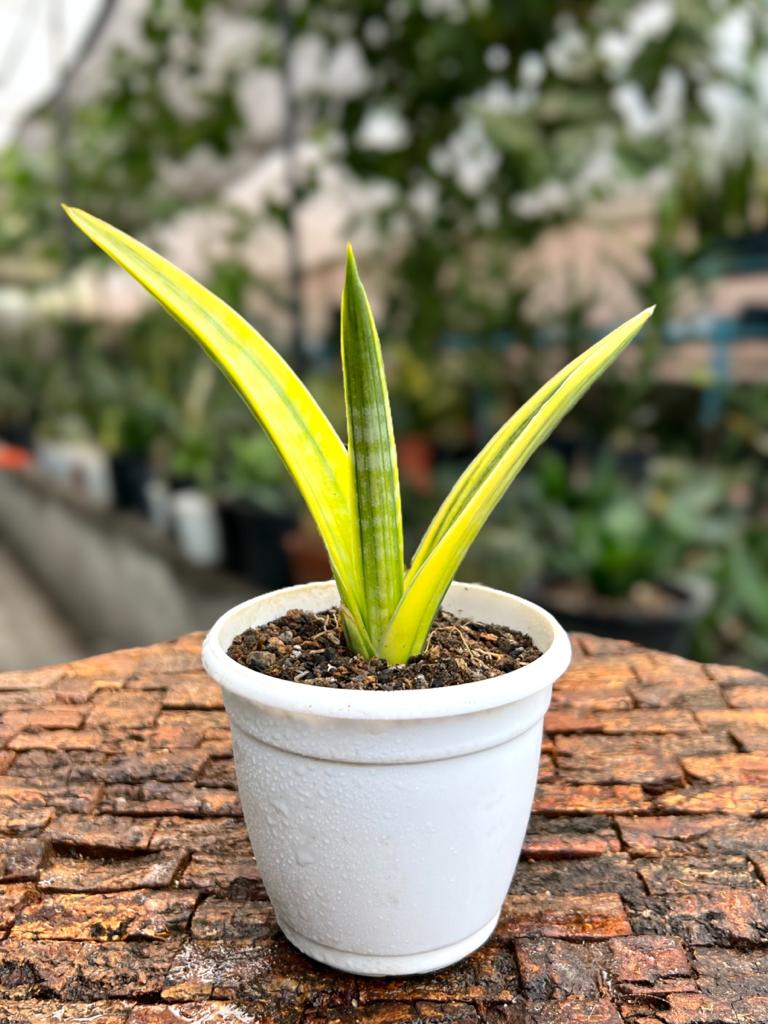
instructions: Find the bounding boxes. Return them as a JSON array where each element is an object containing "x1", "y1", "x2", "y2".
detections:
[
  {"x1": 63, "y1": 205, "x2": 372, "y2": 650},
  {"x1": 379, "y1": 307, "x2": 654, "y2": 662}
]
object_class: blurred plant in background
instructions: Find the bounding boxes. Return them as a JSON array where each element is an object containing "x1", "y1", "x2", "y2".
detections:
[
  {"x1": 0, "y1": 0, "x2": 767, "y2": 665},
  {"x1": 273, "y1": 0, "x2": 768, "y2": 365},
  {"x1": 453, "y1": 446, "x2": 765, "y2": 662}
]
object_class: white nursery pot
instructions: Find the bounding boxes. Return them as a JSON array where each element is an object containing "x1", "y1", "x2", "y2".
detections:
[
  {"x1": 170, "y1": 487, "x2": 224, "y2": 567},
  {"x1": 203, "y1": 580, "x2": 571, "y2": 976},
  {"x1": 36, "y1": 440, "x2": 115, "y2": 509},
  {"x1": 144, "y1": 477, "x2": 173, "y2": 532}
]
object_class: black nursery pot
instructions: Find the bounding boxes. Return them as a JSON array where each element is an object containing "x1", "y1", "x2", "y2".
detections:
[
  {"x1": 535, "y1": 578, "x2": 712, "y2": 657},
  {"x1": 220, "y1": 499, "x2": 294, "y2": 590},
  {"x1": 111, "y1": 452, "x2": 150, "y2": 513},
  {"x1": 0, "y1": 421, "x2": 33, "y2": 448}
]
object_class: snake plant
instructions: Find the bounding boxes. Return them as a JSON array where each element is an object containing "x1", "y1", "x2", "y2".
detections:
[{"x1": 64, "y1": 205, "x2": 653, "y2": 664}]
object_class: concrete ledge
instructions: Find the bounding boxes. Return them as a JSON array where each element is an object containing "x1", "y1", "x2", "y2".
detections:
[{"x1": 0, "y1": 469, "x2": 251, "y2": 653}]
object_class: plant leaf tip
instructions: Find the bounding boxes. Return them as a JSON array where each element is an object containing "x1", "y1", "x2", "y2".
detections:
[
  {"x1": 61, "y1": 203, "x2": 87, "y2": 225},
  {"x1": 633, "y1": 304, "x2": 656, "y2": 324}
]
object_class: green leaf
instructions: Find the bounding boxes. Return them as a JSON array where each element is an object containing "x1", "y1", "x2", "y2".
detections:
[
  {"x1": 341, "y1": 245, "x2": 404, "y2": 645},
  {"x1": 63, "y1": 205, "x2": 373, "y2": 652},
  {"x1": 380, "y1": 307, "x2": 655, "y2": 662}
]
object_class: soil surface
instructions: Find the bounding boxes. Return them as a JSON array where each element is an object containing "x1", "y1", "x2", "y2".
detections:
[{"x1": 227, "y1": 606, "x2": 542, "y2": 690}]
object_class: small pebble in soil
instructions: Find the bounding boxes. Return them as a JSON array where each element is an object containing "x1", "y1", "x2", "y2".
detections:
[{"x1": 227, "y1": 606, "x2": 542, "y2": 691}]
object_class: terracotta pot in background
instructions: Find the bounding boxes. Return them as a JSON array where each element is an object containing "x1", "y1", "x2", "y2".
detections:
[
  {"x1": 396, "y1": 432, "x2": 436, "y2": 494},
  {"x1": 281, "y1": 521, "x2": 331, "y2": 584}
]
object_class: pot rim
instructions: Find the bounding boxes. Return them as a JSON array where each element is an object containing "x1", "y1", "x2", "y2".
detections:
[{"x1": 202, "y1": 580, "x2": 571, "y2": 722}]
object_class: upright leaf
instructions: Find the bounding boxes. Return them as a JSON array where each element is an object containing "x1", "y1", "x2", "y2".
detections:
[
  {"x1": 341, "y1": 246, "x2": 404, "y2": 645},
  {"x1": 380, "y1": 307, "x2": 654, "y2": 662},
  {"x1": 63, "y1": 205, "x2": 372, "y2": 651}
]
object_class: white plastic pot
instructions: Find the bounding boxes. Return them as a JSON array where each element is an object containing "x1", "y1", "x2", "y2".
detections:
[
  {"x1": 35, "y1": 440, "x2": 115, "y2": 509},
  {"x1": 170, "y1": 487, "x2": 224, "y2": 567},
  {"x1": 144, "y1": 476, "x2": 173, "y2": 532},
  {"x1": 203, "y1": 580, "x2": 571, "y2": 976}
]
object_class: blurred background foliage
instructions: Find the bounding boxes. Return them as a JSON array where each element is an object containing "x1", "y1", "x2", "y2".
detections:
[{"x1": 1, "y1": 0, "x2": 767, "y2": 666}]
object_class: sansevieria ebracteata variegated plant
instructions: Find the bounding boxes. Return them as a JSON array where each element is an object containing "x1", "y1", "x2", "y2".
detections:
[{"x1": 64, "y1": 205, "x2": 653, "y2": 665}]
